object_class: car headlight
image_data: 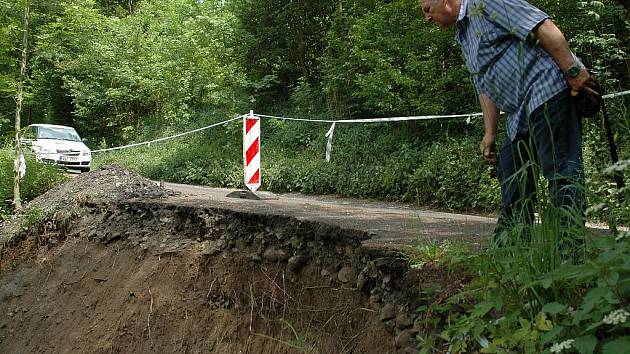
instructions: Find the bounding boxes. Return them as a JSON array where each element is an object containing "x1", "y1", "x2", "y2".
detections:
[{"x1": 82, "y1": 151, "x2": 91, "y2": 156}]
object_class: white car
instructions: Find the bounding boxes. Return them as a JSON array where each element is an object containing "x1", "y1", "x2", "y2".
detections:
[{"x1": 21, "y1": 124, "x2": 92, "y2": 172}]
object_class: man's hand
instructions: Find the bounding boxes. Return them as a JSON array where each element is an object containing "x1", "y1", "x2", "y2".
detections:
[
  {"x1": 480, "y1": 134, "x2": 497, "y2": 165},
  {"x1": 567, "y1": 68, "x2": 599, "y2": 97}
]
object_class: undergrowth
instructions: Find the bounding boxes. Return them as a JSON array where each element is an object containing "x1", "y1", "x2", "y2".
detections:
[
  {"x1": 410, "y1": 161, "x2": 630, "y2": 354},
  {"x1": 0, "y1": 147, "x2": 66, "y2": 221}
]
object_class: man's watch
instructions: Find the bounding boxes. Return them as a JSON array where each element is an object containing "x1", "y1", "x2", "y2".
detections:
[{"x1": 564, "y1": 60, "x2": 584, "y2": 78}]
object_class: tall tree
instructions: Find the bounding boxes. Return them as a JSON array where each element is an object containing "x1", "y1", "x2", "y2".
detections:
[
  {"x1": 32, "y1": 0, "x2": 246, "y2": 143},
  {"x1": 13, "y1": 1, "x2": 29, "y2": 210},
  {"x1": 0, "y1": 1, "x2": 20, "y2": 134}
]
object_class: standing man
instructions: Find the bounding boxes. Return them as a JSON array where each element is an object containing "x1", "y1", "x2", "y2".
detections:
[{"x1": 420, "y1": 0, "x2": 598, "y2": 243}]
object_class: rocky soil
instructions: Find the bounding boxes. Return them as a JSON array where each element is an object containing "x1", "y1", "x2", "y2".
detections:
[{"x1": 0, "y1": 166, "x2": 467, "y2": 353}]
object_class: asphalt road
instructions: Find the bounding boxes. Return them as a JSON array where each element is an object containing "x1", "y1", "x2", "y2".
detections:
[{"x1": 163, "y1": 183, "x2": 498, "y2": 248}]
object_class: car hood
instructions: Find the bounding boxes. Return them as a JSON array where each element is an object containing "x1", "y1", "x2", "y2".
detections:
[{"x1": 33, "y1": 139, "x2": 90, "y2": 153}]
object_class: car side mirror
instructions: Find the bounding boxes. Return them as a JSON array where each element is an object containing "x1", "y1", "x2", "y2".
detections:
[{"x1": 20, "y1": 138, "x2": 32, "y2": 146}]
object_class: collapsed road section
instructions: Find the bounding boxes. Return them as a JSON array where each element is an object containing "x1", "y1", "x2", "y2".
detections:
[{"x1": 0, "y1": 166, "x2": 467, "y2": 353}]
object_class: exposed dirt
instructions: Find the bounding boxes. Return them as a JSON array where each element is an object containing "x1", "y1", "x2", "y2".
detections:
[{"x1": 0, "y1": 166, "x2": 468, "y2": 353}]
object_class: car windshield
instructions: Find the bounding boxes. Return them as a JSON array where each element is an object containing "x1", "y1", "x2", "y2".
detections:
[{"x1": 37, "y1": 126, "x2": 81, "y2": 142}]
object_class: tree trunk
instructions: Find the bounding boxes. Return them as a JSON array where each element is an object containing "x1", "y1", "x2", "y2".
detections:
[
  {"x1": 332, "y1": 0, "x2": 343, "y2": 119},
  {"x1": 14, "y1": 1, "x2": 29, "y2": 210}
]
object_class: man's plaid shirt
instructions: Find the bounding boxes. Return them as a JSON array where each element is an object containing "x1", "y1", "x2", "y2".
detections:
[{"x1": 455, "y1": 0, "x2": 568, "y2": 141}]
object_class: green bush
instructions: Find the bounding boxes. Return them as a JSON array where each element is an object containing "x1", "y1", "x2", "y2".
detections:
[
  {"x1": 0, "y1": 147, "x2": 66, "y2": 220},
  {"x1": 409, "y1": 157, "x2": 630, "y2": 354}
]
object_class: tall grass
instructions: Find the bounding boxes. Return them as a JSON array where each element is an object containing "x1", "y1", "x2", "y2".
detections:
[
  {"x1": 415, "y1": 132, "x2": 629, "y2": 353},
  {"x1": 0, "y1": 147, "x2": 67, "y2": 220}
]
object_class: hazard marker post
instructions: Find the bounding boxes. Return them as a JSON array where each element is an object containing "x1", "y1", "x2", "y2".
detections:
[
  {"x1": 227, "y1": 111, "x2": 278, "y2": 201},
  {"x1": 243, "y1": 110, "x2": 261, "y2": 192}
]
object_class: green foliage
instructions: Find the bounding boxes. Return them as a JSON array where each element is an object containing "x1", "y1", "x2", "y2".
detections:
[
  {"x1": 0, "y1": 0, "x2": 20, "y2": 137},
  {"x1": 412, "y1": 158, "x2": 630, "y2": 353},
  {"x1": 20, "y1": 206, "x2": 55, "y2": 230},
  {"x1": 321, "y1": 0, "x2": 476, "y2": 118},
  {"x1": 583, "y1": 97, "x2": 630, "y2": 227},
  {"x1": 93, "y1": 121, "x2": 244, "y2": 188},
  {"x1": 229, "y1": 0, "x2": 336, "y2": 109},
  {"x1": 408, "y1": 135, "x2": 501, "y2": 210},
  {"x1": 26, "y1": 0, "x2": 247, "y2": 144},
  {"x1": 408, "y1": 240, "x2": 470, "y2": 269},
  {"x1": 0, "y1": 146, "x2": 66, "y2": 220},
  {"x1": 432, "y1": 233, "x2": 630, "y2": 354}
]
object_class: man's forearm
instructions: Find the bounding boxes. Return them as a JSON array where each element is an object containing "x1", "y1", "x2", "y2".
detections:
[
  {"x1": 479, "y1": 94, "x2": 499, "y2": 138},
  {"x1": 478, "y1": 94, "x2": 499, "y2": 164},
  {"x1": 534, "y1": 19, "x2": 574, "y2": 73},
  {"x1": 535, "y1": 19, "x2": 595, "y2": 94}
]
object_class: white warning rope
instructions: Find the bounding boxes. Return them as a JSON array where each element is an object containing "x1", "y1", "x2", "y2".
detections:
[
  {"x1": 257, "y1": 112, "x2": 483, "y2": 123},
  {"x1": 92, "y1": 115, "x2": 245, "y2": 153},
  {"x1": 260, "y1": 112, "x2": 486, "y2": 161},
  {"x1": 90, "y1": 89, "x2": 629, "y2": 156},
  {"x1": 603, "y1": 89, "x2": 630, "y2": 100},
  {"x1": 262, "y1": 89, "x2": 630, "y2": 161}
]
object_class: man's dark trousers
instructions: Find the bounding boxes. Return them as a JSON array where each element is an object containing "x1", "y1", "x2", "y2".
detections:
[{"x1": 494, "y1": 89, "x2": 585, "y2": 241}]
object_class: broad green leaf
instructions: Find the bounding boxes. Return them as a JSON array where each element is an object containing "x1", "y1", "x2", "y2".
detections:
[
  {"x1": 471, "y1": 302, "x2": 494, "y2": 318},
  {"x1": 582, "y1": 287, "x2": 611, "y2": 312},
  {"x1": 573, "y1": 335, "x2": 598, "y2": 354},
  {"x1": 541, "y1": 325, "x2": 564, "y2": 344},
  {"x1": 542, "y1": 302, "x2": 567, "y2": 315},
  {"x1": 581, "y1": 320, "x2": 603, "y2": 334},
  {"x1": 480, "y1": 343, "x2": 497, "y2": 353},
  {"x1": 606, "y1": 272, "x2": 620, "y2": 285},
  {"x1": 541, "y1": 276, "x2": 553, "y2": 289},
  {"x1": 602, "y1": 336, "x2": 630, "y2": 354}
]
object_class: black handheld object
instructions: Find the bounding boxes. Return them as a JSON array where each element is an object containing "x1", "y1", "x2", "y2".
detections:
[
  {"x1": 573, "y1": 81, "x2": 603, "y2": 118},
  {"x1": 573, "y1": 81, "x2": 624, "y2": 191},
  {"x1": 599, "y1": 95, "x2": 626, "y2": 191}
]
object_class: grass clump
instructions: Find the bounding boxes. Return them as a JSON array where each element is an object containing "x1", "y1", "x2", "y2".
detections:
[
  {"x1": 0, "y1": 147, "x2": 67, "y2": 221},
  {"x1": 413, "y1": 161, "x2": 630, "y2": 354}
]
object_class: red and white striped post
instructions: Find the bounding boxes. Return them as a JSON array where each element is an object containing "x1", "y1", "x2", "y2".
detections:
[{"x1": 243, "y1": 111, "x2": 261, "y2": 192}]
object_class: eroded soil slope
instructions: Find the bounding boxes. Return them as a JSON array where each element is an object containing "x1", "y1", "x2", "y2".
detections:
[{"x1": 0, "y1": 166, "x2": 466, "y2": 353}]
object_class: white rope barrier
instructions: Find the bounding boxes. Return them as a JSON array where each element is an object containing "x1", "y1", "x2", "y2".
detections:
[
  {"x1": 603, "y1": 89, "x2": 630, "y2": 100},
  {"x1": 92, "y1": 115, "x2": 245, "y2": 153},
  {"x1": 90, "y1": 89, "x2": 628, "y2": 157},
  {"x1": 258, "y1": 112, "x2": 484, "y2": 124},
  {"x1": 260, "y1": 89, "x2": 629, "y2": 161}
]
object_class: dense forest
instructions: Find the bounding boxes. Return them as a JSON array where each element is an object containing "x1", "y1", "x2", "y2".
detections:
[
  {"x1": 1, "y1": 0, "x2": 627, "y2": 138},
  {"x1": 0, "y1": 0, "x2": 628, "y2": 214}
]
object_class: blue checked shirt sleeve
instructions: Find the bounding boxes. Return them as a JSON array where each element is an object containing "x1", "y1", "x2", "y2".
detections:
[
  {"x1": 471, "y1": 75, "x2": 484, "y2": 96},
  {"x1": 480, "y1": 0, "x2": 549, "y2": 41}
]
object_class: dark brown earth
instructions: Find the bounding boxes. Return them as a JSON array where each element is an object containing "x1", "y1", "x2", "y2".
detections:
[{"x1": 0, "y1": 166, "x2": 471, "y2": 353}]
